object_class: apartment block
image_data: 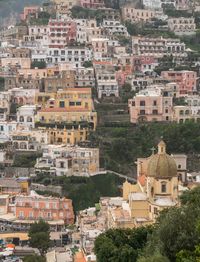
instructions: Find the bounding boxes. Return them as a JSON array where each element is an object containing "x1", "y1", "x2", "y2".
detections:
[
  {"x1": 132, "y1": 36, "x2": 186, "y2": 58},
  {"x1": 15, "y1": 194, "x2": 74, "y2": 225},
  {"x1": 161, "y1": 70, "x2": 197, "y2": 95},
  {"x1": 128, "y1": 87, "x2": 173, "y2": 123},
  {"x1": 35, "y1": 144, "x2": 99, "y2": 177},
  {"x1": 121, "y1": 7, "x2": 155, "y2": 22},
  {"x1": 168, "y1": 17, "x2": 196, "y2": 36}
]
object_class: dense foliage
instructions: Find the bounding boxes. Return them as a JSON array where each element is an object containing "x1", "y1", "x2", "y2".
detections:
[
  {"x1": 31, "y1": 61, "x2": 47, "y2": 69},
  {"x1": 34, "y1": 173, "x2": 124, "y2": 212},
  {"x1": 28, "y1": 220, "x2": 50, "y2": 256},
  {"x1": 94, "y1": 227, "x2": 153, "y2": 262},
  {"x1": 95, "y1": 187, "x2": 200, "y2": 262},
  {"x1": 13, "y1": 153, "x2": 42, "y2": 168},
  {"x1": 140, "y1": 187, "x2": 200, "y2": 261},
  {"x1": 71, "y1": 6, "x2": 106, "y2": 24},
  {"x1": 89, "y1": 122, "x2": 200, "y2": 175},
  {"x1": 0, "y1": 77, "x2": 5, "y2": 91}
]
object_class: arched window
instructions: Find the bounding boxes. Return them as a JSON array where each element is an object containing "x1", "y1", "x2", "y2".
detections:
[
  {"x1": 19, "y1": 116, "x2": 24, "y2": 122},
  {"x1": 27, "y1": 117, "x2": 32, "y2": 122}
]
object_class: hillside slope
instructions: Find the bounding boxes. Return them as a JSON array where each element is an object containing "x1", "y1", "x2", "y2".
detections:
[{"x1": 0, "y1": 0, "x2": 45, "y2": 27}]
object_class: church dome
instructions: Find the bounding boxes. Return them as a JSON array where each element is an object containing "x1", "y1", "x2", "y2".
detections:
[{"x1": 147, "y1": 140, "x2": 177, "y2": 178}]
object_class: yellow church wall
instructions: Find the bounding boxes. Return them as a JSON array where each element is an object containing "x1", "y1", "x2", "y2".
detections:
[{"x1": 129, "y1": 200, "x2": 149, "y2": 219}]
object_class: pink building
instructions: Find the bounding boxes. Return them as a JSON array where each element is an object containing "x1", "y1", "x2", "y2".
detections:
[
  {"x1": 80, "y1": 0, "x2": 104, "y2": 9},
  {"x1": 49, "y1": 19, "x2": 77, "y2": 48},
  {"x1": 115, "y1": 65, "x2": 132, "y2": 87},
  {"x1": 20, "y1": 6, "x2": 39, "y2": 21},
  {"x1": 15, "y1": 194, "x2": 74, "y2": 225},
  {"x1": 128, "y1": 87, "x2": 173, "y2": 123},
  {"x1": 132, "y1": 55, "x2": 158, "y2": 73},
  {"x1": 161, "y1": 70, "x2": 197, "y2": 95}
]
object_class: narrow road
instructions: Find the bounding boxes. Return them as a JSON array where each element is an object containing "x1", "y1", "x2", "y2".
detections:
[{"x1": 106, "y1": 170, "x2": 137, "y2": 182}]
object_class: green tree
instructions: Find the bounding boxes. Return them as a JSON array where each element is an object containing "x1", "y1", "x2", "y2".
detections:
[
  {"x1": 94, "y1": 227, "x2": 153, "y2": 262},
  {"x1": 0, "y1": 77, "x2": 5, "y2": 91},
  {"x1": 83, "y1": 61, "x2": 93, "y2": 68},
  {"x1": 138, "y1": 253, "x2": 170, "y2": 262},
  {"x1": 23, "y1": 255, "x2": 46, "y2": 262},
  {"x1": 29, "y1": 220, "x2": 50, "y2": 256},
  {"x1": 141, "y1": 187, "x2": 200, "y2": 261},
  {"x1": 31, "y1": 61, "x2": 46, "y2": 69}
]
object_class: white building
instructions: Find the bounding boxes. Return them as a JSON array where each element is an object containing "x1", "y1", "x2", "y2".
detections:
[
  {"x1": 96, "y1": 71, "x2": 119, "y2": 98},
  {"x1": 168, "y1": 17, "x2": 196, "y2": 36},
  {"x1": 142, "y1": 0, "x2": 176, "y2": 9},
  {"x1": 11, "y1": 129, "x2": 48, "y2": 152},
  {"x1": 35, "y1": 144, "x2": 99, "y2": 177},
  {"x1": 17, "y1": 105, "x2": 37, "y2": 130},
  {"x1": 47, "y1": 47, "x2": 93, "y2": 67},
  {"x1": 74, "y1": 67, "x2": 95, "y2": 88},
  {"x1": 0, "y1": 121, "x2": 18, "y2": 142},
  {"x1": 102, "y1": 20, "x2": 129, "y2": 36},
  {"x1": 185, "y1": 96, "x2": 200, "y2": 115},
  {"x1": 132, "y1": 36, "x2": 186, "y2": 58}
]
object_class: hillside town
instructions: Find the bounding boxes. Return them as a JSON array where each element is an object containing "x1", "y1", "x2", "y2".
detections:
[{"x1": 1, "y1": 0, "x2": 200, "y2": 261}]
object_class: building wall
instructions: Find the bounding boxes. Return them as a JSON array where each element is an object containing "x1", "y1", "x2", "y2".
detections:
[
  {"x1": 122, "y1": 7, "x2": 155, "y2": 22},
  {"x1": 161, "y1": 71, "x2": 197, "y2": 94},
  {"x1": 47, "y1": 127, "x2": 88, "y2": 144},
  {"x1": 15, "y1": 196, "x2": 74, "y2": 224},
  {"x1": 129, "y1": 93, "x2": 173, "y2": 123}
]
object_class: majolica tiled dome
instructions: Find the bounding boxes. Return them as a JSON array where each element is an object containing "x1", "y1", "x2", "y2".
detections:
[{"x1": 147, "y1": 140, "x2": 177, "y2": 178}]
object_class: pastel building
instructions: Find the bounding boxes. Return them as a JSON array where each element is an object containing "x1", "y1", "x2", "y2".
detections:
[
  {"x1": 35, "y1": 144, "x2": 99, "y2": 177},
  {"x1": 121, "y1": 7, "x2": 155, "y2": 22},
  {"x1": 17, "y1": 105, "x2": 37, "y2": 129},
  {"x1": 10, "y1": 88, "x2": 37, "y2": 105},
  {"x1": 132, "y1": 36, "x2": 186, "y2": 58},
  {"x1": 47, "y1": 47, "x2": 93, "y2": 67},
  {"x1": 47, "y1": 127, "x2": 88, "y2": 145},
  {"x1": 168, "y1": 17, "x2": 196, "y2": 36},
  {"x1": 102, "y1": 20, "x2": 129, "y2": 36},
  {"x1": 91, "y1": 38, "x2": 108, "y2": 60},
  {"x1": 15, "y1": 193, "x2": 74, "y2": 225},
  {"x1": 20, "y1": 6, "x2": 39, "y2": 21},
  {"x1": 80, "y1": 0, "x2": 104, "y2": 9},
  {"x1": 0, "y1": 92, "x2": 11, "y2": 121},
  {"x1": 36, "y1": 88, "x2": 97, "y2": 130},
  {"x1": 161, "y1": 70, "x2": 197, "y2": 95},
  {"x1": 48, "y1": 19, "x2": 77, "y2": 48},
  {"x1": 128, "y1": 87, "x2": 173, "y2": 123},
  {"x1": 173, "y1": 105, "x2": 200, "y2": 123},
  {"x1": 11, "y1": 129, "x2": 48, "y2": 152},
  {"x1": 0, "y1": 121, "x2": 18, "y2": 142}
]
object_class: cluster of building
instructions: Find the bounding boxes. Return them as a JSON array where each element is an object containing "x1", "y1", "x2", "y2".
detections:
[
  {"x1": 0, "y1": 177, "x2": 74, "y2": 231},
  {"x1": 128, "y1": 81, "x2": 200, "y2": 124},
  {"x1": 76, "y1": 140, "x2": 191, "y2": 260},
  {"x1": 1, "y1": 0, "x2": 200, "y2": 260}
]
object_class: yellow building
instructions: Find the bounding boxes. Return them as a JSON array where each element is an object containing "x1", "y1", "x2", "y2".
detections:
[
  {"x1": 36, "y1": 88, "x2": 97, "y2": 130},
  {"x1": 47, "y1": 127, "x2": 88, "y2": 145}
]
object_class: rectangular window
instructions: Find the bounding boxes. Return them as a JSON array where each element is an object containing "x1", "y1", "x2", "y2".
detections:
[
  {"x1": 59, "y1": 101, "x2": 65, "y2": 108},
  {"x1": 140, "y1": 101, "x2": 145, "y2": 106},
  {"x1": 19, "y1": 211, "x2": 24, "y2": 218},
  {"x1": 140, "y1": 110, "x2": 145, "y2": 115},
  {"x1": 161, "y1": 183, "x2": 166, "y2": 193}
]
